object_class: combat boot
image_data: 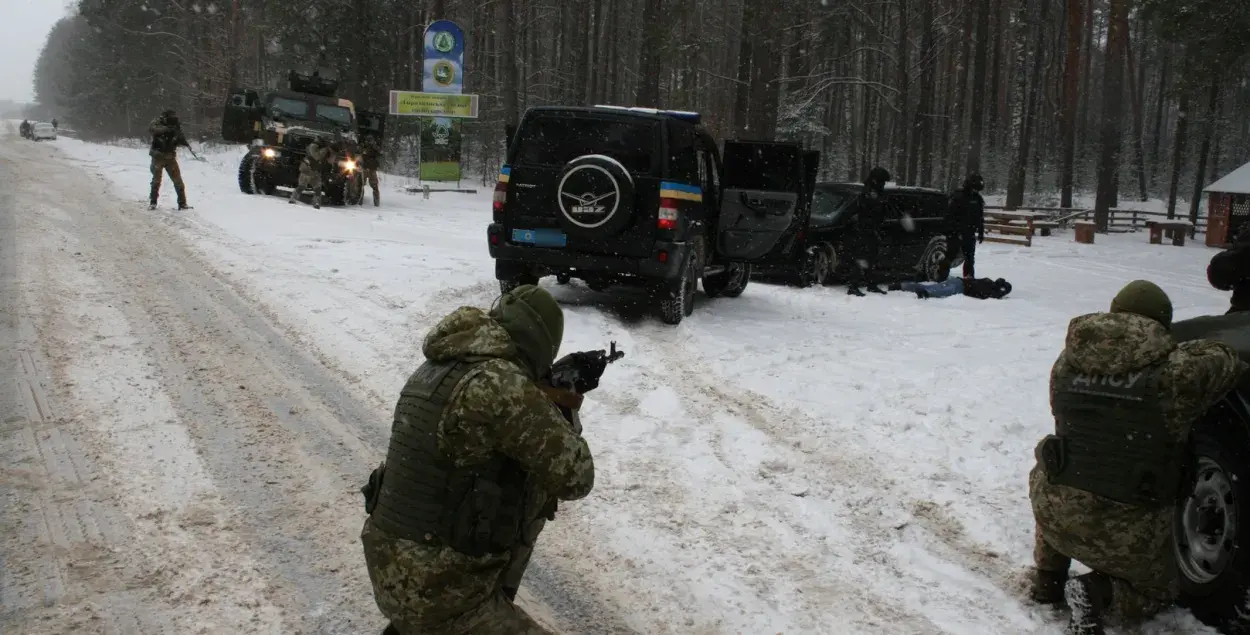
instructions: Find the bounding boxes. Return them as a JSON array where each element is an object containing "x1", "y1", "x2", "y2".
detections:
[
  {"x1": 847, "y1": 286, "x2": 865, "y2": 297},
  {"x1": 1064, "y1": 573, "x2": 1110, "y2": 635},
  {"x1": 373, "y1": 190, "x2": 380, "y2": 207},
  {"x1": 1029, "y1": 568, "x2": 1068, "y2": 605},
  {"x1": 866, "y1": 283, "x2": 887, "y2": 294}
]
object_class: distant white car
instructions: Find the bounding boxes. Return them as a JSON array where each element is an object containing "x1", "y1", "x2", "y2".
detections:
[{"x1": 31, "y1": 122, "x2": 56, "y2": 141}]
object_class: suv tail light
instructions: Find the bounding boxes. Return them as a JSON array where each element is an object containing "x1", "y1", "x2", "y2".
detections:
[
  {"x1": 493, "y1": 181, "x2": 508, "y2": 221},
  {"x1": 658, "y1": 198, "x2": 679, "y2": 230}
]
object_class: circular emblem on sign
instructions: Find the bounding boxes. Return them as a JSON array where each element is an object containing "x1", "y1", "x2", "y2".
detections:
[
  {"x1": 557, "y1": 165, "x2": 621, "y2": 229},
  {"x1": 432, "y1": 61, "x2": 456, "y2": 86},
  {"x1": 432, "y1": 31, "x2": 455, "y2": 53}
]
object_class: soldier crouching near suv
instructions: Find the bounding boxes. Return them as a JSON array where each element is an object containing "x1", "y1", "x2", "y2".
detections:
[
  {"x1": 1027, "y1": 280, "x2": 1244, "y2": 635},
  {"x1": 289, "y1": 139, "x2": 334, "y2": 209},
  {"x1": 359, "y1": 285, "x2": 595, "y2": 635}
]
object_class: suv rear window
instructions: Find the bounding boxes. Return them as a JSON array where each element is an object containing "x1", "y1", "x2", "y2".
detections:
[
  {"x1": 514, "y1": 116, "x2": 656, "y2": 174},
  {"x1": 723, "y1": 143, "x2": 799, "y2": 191}
]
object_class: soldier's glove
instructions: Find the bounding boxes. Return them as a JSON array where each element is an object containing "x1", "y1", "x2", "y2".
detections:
[
  {"x1": 553, "y1": 351, "x2": 608, "y2": 393},
  {"x1": 360, "y1": 462, "x2": 385, "y2": 514}
]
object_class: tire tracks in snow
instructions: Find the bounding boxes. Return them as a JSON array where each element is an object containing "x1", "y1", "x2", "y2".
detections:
[{"x1": 560, "y1": 296, "x2": 1038, "y2": 632}]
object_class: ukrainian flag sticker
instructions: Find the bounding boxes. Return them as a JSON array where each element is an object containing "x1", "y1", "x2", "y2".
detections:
[
  {"x1": 498, "y1": 166, "x2": 511, "y2": 184},
  {"x1": 659, "y1": 181, "x2": 703, "y2": 202}
]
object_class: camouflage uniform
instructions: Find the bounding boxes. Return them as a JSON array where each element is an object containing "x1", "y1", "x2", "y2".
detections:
[
  {"x1": 361, "y1": 285, "x2": 594, "y2": 635},
  {"x1": 1029, "y1": 280, "x2": 1243, "y2": 632},
  {"x1": 290, "y1": 141, "x2": 333, "y2": 208},
  {"x1": 149, "y1": 111, "x2": 189, "y2": 209},
  {"x1": 361, "y1": 136, "x2": 382, "y2": 207}
]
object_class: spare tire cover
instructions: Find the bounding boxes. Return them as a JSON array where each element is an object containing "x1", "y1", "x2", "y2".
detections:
[{"x1": 554, "y1": 155, "x2": 636, "y2": 239}]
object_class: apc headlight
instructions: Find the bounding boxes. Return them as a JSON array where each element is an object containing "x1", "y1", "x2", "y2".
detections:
[{"x1": 261, "y1": 148, "x2": 278, "y2": 159}]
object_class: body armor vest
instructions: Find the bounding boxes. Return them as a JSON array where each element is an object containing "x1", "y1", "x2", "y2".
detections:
[
  {"x1": 370, "y1": 359, "x2": 527, "y2": 556},
  {"x1": 1039, "y1": 361, "x2": 1183, "y2": 508}
]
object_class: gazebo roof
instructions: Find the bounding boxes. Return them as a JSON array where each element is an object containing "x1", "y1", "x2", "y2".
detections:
[{"x1": 1206, "y1": 161, "x2": 1250, "y2": 195}]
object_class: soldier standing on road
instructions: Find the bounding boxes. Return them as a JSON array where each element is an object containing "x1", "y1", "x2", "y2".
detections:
[
  {"x1": 289, "y1": 139, "x2": 333, "y2": 209},
  {"x1": 945, "y1": 173, "x2": 986, "y2": 278},
  {"x1": 1028, "y1": 280, "x2": 1243, "y2": 635},
  {"x1": 149, "y1": 108, "x2": 190, "y2": 210},
  {"x1": 360, "y1": 135, "x2": 382, "y2": 207},
  {"x1": 51, "y1": 118, "x2": 58, "y2": 131},
  {"x1": 846, "y1": 167, "x2": 891, "y2": 297},
  {"x1": 359, "y1": 285, "x2": 594, "y2": 635}
]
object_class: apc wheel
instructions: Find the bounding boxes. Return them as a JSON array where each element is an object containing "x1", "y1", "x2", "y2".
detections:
[
  {"x1": 1176, "y1": 414, "x2": 1250, "y2": 633},
  {"x1": 238, "y1": 154, "x2": 257, "y2": 194}
]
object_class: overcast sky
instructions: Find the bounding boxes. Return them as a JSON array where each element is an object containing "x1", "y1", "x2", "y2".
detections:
[{"x1": 0, "y1": 0, "x2": 71, "y2": 102}]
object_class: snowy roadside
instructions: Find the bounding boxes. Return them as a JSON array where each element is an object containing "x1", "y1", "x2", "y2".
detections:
[
  {"x1": 50, "y1": 135, "x2": 1228, "y2": 633},
  {"x1": 1, "y1": 135, "x2": 288, "y2": 633}
]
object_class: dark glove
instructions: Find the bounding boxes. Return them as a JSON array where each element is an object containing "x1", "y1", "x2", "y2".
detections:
[{"x1": 554, "y1": 351, "x2": 608, "y2": 393}]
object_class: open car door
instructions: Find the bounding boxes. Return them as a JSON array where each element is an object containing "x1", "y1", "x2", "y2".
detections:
[
  {"x1": 357, "y1": 109, "x2": 386, "y2": 144},
  {"x1": 715, "y1": 140, "x2": 819, "y2": 262},
  {"x1": 222, "y1": 89, "x2": 261, "y2": 143}
]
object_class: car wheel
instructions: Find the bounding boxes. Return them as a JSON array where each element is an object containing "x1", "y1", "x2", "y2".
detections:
[
  {"x1": 797, "y1": 246, "x2": 832, "y2": 288},
  {"x1": 704, "y1": 262, "x2": 749, "y2": 298},
  {"x1": 658, "y1": 256, "x2": 698, "y2": 325},
  {"x1": 919, "y1": 238, "x2": 950, "y2": 282},
  {"x1": 1176, "y1": 412, "x2": 1250, "y2": 632},
  {"x1": 238, "y1": 155, "x2": 257, "y2": 194},
  {"x1": 556, "y1": 273, "x2": 571, "y2": 285}
]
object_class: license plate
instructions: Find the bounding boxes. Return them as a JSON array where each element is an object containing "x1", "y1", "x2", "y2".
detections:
[{"x1": 511, "y1": 228, "x2": 567, "y2": 248}]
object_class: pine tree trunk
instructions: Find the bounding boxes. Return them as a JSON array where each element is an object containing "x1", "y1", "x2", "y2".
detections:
[
  {"x1": 1006, "y1": 0, "x2": 1047, "y2": 208},
  {"x1": 1149, "y1": 45, "x2": 1171, "y2": 188},
  {"x1": 1167, "y1": 91, "x2": 1190, "y2": 219},
  {"x1": 894, "y1": 0, "x2": 910, "y2": 182},
  {"x1": 1060, "y1": 0, "x2": 1082, "y2": 208},
  {"x1": 499, "y1": 0, "x2": 519, "y2": 129},
  {"x1": 1190, "y1": 80, "x2": 1221, "y2": 228},
  {"x1": 1094, "y1": 0, "x2": 1129, "y2": 230},
  {"x1": 1125, "y1": 33, "x2": 1148, "y2": 202},
  {"x1": 964, "y1": 0, "x2": 992, "y2": 177}
]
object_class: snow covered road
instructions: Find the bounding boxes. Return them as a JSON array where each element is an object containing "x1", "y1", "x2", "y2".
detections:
[{"x1": 1, "y1": 127, "x2": 1234, "y2": 634}]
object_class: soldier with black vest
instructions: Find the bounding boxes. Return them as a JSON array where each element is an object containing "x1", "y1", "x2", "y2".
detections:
[
  {"x1": 1028, "y1": 280, "x2": 1243, "y2": 635},
  {"x1": 359, "y1": 285, "x2": 594, "y2": 635}
]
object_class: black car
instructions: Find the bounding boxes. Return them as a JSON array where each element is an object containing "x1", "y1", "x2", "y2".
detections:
[
  {"x1": 487, "y1": 105, "x2": 819, "y2": 325},
  {"x1": 753, "y1": 182, "x2": 964, "y2": 287}
]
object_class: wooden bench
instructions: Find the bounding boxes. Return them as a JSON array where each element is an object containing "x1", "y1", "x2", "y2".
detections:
[
  {"x1": 1145, "y1": 220, "x2": 1191, "y2": 246},
  {"x1": 984, "y1": 212, "x2": 1035, "y2": 247}
]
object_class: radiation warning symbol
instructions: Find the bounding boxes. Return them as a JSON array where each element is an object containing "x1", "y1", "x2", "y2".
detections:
[
  {"x1": 432, "y1": 31, "x2": 455, "y2": 53},
  {"x1": 432, "y1": 61, "x2": 456, "y2": 86}
]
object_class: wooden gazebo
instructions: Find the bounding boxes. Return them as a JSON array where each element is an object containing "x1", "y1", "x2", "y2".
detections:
[{"x1": 1205, "y1": 161, "x2": 1250, "y2": 246}]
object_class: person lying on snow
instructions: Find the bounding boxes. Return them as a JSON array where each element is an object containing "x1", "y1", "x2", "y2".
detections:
[
  {"x1": 888, "y1": 267, "x2": 1012, "y2": 299},
  {"x1": 1207, "y1": 223, "x2": 1250, "y2": 314}
]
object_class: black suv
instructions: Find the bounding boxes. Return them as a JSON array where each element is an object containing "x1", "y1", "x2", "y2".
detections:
[
  {"x1": 486, "y1": 105, "x2": 819, "y2": 325},
  {"x1": 753, "y1": 182, "x2": 964, "y2": 286}
]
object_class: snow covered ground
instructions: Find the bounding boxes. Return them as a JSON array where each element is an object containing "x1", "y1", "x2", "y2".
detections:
[{"x1": 45, "y1": 134, "x2": 1231, "y2": 634}]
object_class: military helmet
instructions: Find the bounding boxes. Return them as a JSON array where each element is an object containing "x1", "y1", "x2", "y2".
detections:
[
  {"x1": 966, "y1": 173, "x2": 985, "y2": 192},
  {"x1": 1110, "y1": 280, "x2": 1173, "y2": 328}
]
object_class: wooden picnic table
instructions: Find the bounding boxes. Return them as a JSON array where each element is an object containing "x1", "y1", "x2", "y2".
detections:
[{"x1": 1145, "y1": 219, "x2": 1191, "y2": 246}]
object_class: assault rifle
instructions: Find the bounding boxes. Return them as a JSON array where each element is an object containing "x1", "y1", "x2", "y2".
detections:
[{"x1": 502, "y1": 341, "x2": 624, "y2": 602}]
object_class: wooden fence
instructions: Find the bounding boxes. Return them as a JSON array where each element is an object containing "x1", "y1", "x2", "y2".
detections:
[{"x1": 984, "y1": 206, "x2": 1207, "y2": 235}]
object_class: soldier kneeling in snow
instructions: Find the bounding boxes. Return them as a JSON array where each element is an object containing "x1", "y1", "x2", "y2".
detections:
[{"x1": 1028, "y1": 280, "x2": 1243, "y2": 634}]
